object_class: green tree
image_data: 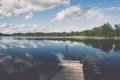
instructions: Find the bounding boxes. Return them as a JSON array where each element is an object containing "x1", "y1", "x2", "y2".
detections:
[{"x1": 114, "y1": 24, "x2": 120, "y2": 36}]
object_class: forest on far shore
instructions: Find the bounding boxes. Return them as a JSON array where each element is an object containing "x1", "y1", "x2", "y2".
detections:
[{"x1": 0, "y1": 23, "x2": 120, "y2": 37}]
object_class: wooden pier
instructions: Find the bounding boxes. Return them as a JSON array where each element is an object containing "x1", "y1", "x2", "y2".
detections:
[{"x1": 52, "y1": 60, "x2": 85, "y2": 80}]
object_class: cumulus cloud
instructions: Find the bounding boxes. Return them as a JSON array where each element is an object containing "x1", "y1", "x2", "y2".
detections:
[
  {"x1": 84, "y1": 8, "x2": 100, "y2": 19},
  {"x1": 24, "y1": 12, "x2": 33, "y2": 20},
  {"x1": 53, "y1": 6, "x2": 111, "y2": 22},
  {"x1": 52, "y1": 6, "x2": 81, "y2": 21},
  {"x1": 0, "y1": 22, "x2": 87, "y2": 34},
  {"x1": 84, "y1": 8, "x2": 112, "y2": 22},
  {"x1": 97, "y1": 14, "x2": 112, "y2": 22},
  {"x1": 0, "y1": 23, "x2": 48, "y2": 34},
  {"x1": 0, "y1": 0, "x2": 70, "y2": 19}
]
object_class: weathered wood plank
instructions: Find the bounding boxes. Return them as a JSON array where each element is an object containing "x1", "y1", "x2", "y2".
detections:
[{"x1": 53, "y1": 60, "x2": 85, "y2": 80}]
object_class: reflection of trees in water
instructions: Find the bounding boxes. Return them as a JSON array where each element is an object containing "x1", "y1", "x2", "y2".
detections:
[
  {"x1": 83, "y1": 62, "x2": 120, "y2": 80},
  {"x1": 114, "y1": 40, "x2": 120, "y2": 52},
  {"x1": 71, "y1": 51, "x2": 120, "y2": 80},
  {"x1": 27, "y1": 38, "x2": 120, "y2": 53},
  {"x1": 81, "y1": 40, "x2": 120, "y2": 53},
  {"x1": 12, "y1": 38, "x2": 120, "y2": 53},
  {"x1": 63, "y1": 42, "x2": 120, "y2": 80}
]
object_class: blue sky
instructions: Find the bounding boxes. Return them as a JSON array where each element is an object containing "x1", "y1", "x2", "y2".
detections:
[{"x1": 0, "y1": 0, "x2": 120, "y2": 34}]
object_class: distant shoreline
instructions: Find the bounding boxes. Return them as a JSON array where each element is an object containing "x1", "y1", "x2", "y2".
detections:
[
  {"x1": 69, "y1": 36, "x2": 120, "y2": 40},
  {"x1": 0, "y1": 36, "x2": 120, "y2": 40}
]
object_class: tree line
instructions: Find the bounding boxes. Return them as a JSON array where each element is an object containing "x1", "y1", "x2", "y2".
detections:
[
  {"x1": 0, "y1": 23, "x2": 120, "y2": 37},
  {"x1": 79, "y1": 23, "x2": 120, "y2": 37}
]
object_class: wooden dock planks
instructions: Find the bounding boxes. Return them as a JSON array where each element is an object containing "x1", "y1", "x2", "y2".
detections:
[{"x1": 53, "y1": 60, "x2": 85, "y2": 80}]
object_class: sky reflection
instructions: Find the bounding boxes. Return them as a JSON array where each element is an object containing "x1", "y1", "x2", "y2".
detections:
[{"x1": 0, "y1": 38, "x2": 120, "y2": 80}]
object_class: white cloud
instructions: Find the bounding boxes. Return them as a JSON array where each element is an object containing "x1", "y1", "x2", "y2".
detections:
[
  {"x1": 106, "y1": 6, "x2": 120, "y2": 11},
  {"x1": 97, "y1": 14, "x2": 112, "y2": 22},
  {"x1": 84, "y1": 8, "x2": 100, "y2": 19},
  {"x1": 107, "y1": 7, "x2": 117, "y2": 11},
  {"x1": 53, "y1": 6, "x2": 111, "y2": 22},
  {"x1": 0, "y1": 22, "x2": 87, "y2": 34},
  {"x1": 0, "y1": 0, "x2": 70, "y2": 19},
  {"x1": 0, "y1": 23, "x2": 48, "y2": 34},
  {"x1": 0, "y1": 9, "x2": 11, "y2": 19},
  {"x1": 24, "y1": 12, "x2": 33, "y2": 20},
  {"x1": 84, "y1": 8, "x2": 111, "y2": 22},
  {"x1": 0, "y1": 23, "x2": 7, "y2": 28},
  {"x1": 53, "y1": 6, "x2": 81, "y2": 21}
]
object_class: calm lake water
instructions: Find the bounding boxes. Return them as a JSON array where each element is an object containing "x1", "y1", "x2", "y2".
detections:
[{"x1": 0, "y1": 37, "x2": 120, "y2": 80}]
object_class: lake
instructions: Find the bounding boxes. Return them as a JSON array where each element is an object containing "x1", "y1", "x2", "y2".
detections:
[{"x1": 0, "y1": 37, "x2": 120, "y2": 80}]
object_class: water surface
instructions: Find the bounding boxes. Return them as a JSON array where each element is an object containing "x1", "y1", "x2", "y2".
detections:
[{"x1": 0, "y1": 37, "x2": 120, "y2": 80}]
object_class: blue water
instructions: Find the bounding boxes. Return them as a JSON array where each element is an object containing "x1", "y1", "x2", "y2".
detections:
[{"x1": 0, "y1": 37, "x2": 120, "y2": 80}]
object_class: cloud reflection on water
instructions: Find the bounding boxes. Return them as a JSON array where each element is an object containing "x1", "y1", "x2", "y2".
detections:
[
  {"x1": 0, "y1": 38, "x2": 46, "y2": 49},
  {"x1": 0, "y1": 38, "x2": 120, "y2": 80}
]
